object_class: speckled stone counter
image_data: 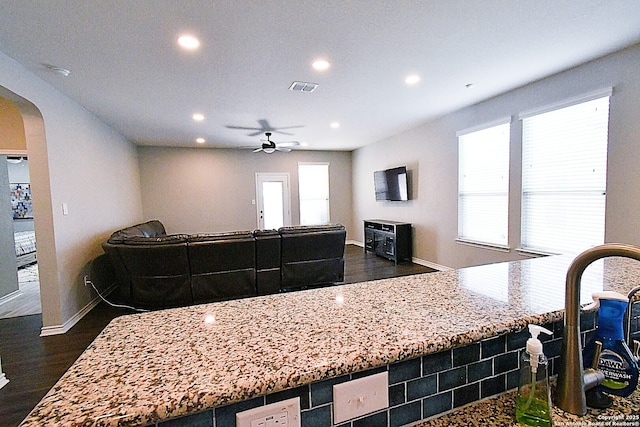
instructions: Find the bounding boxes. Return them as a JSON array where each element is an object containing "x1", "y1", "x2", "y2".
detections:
[
  {"x1": 20, "y1": 255, "x2": 640, "y2": 426},
  {"x1": 413, "y1": 385, "x2": 640, "y2": 426}
]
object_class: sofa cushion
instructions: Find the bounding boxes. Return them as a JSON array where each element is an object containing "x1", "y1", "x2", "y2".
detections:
[
  {"x1": 188, "y1": 233, "x2": 256, "y2": 303},
  {"x1": 280, "y1": 224, "x2": 346, "y2": 261},
  {"x1": 136, "y1": 220, "x2": 167, "y2": 237},
  {"x1": 254, "y1": 229, "x2": 281, "y2": 296},
  {"x1": 188, "y1": 231, "x2": 253, "y2": 242},
  {"x1": 279, "y1": 224, "x2": 346, "y2": 290},
  {"x1": 120, "y1": 234, "x2": 188, "y2": 245},
  {"x1": 116, "y1": 240, "x2": 192, "y2": 309},
  {"x1": 108, "y1": 220, "x2": 167, "y2": 242},
  {"x1": 278, "y1": 223, "x2": 345, "y2": 235},
  {"x1": 281, "y1": 258, "x2": 345, "y2": 289}
]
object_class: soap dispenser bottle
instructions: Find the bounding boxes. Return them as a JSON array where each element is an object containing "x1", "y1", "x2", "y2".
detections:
[
  {"x1": 516, "y1": 324, "x2": 553, "y2": 427},
  {"x1": 582, "y1": 291, "x2": 639, "y2": 397}
]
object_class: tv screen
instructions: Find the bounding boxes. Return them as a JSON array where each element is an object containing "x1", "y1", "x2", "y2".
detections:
[{"x1": 374, "y1": 166, "x2": 408, "y2": 201}]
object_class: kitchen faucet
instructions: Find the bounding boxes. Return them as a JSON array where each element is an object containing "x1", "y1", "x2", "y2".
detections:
[{"x1": 556, "y1": 243, "x2": 640, "y2": 415}]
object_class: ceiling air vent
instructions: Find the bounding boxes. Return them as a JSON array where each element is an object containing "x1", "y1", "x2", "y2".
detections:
[{"x1": 289, "y1": 81, "x2": 318, "y2": 93}]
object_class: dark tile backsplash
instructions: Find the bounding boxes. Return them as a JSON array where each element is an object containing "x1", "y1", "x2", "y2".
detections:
[{"x1": 146, "y1": 304, "x2": 640, "y2": 427}]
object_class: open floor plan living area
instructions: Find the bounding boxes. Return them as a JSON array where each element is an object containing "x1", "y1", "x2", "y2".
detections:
[{"x1": 2, "y1": 2, "x2": 640, "y2": 426}]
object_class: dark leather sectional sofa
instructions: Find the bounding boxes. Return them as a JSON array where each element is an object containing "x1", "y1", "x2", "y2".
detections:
[{"x1": 102, "y1": 220, "x2": 346, "y2": 310}]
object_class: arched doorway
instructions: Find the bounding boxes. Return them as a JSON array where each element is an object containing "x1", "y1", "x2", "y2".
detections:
[
  {"x1": 0, "y1": 86, "x2": 56, "y2": 329},
  {"x1": 0, "y1": 154, "x2": 40, "y2": 318}
]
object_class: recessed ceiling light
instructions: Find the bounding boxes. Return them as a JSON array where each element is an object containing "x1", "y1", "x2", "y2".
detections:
[
  {"x1": 312, "y1": 59, "x2": 330, "y2": 71},
  {"x1": 177, "y1": 35, "x2": 200, "y2": 50},
  {"x1": 192, "y1": 113, "x2": 205, "y2": 121},
  {"x1": 196, "y1": 137, "x2": 206, "y2": 143},
  {"x1": 330, "y1": 122, "x2": 340, "y2": 129},
  {"x1": 405, "y1": 74, "x2": 420, "y2": 85}
]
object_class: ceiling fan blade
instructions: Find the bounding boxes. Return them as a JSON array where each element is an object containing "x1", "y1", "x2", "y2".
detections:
[
  {"x1": 267, "y1": 129, "x2": 295, "y2": 136},
  {"x1": 252, "y1": 147, "x2": 263, "y2": 152},
  {"x1": 273, "y1": 125, "x2": 304, "y2": 130},
  {"x1": 276, "y1": 147, "x2": 292, "y2": 152},
  {"x1": 225, "y1": 125, "x2": 262, "y2": 131},
  {"x1": 277, "y1": 141, "x2": 300, "y2": 147},
  {"x1": 269, "y1": 126, "x2": 304, "y2": 136}
]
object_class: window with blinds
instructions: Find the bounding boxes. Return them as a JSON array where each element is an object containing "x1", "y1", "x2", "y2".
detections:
[
  {"x1": 520, "y1": 94, "x2": 610, "y2": 255},
  {"x1": 457, "y1": 121, "x2": 511, "y2": 248}
]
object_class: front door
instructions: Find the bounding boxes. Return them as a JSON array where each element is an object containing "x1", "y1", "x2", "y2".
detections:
[{"x1": 255, "y1": 173, "x2": 291, "y2": 230}]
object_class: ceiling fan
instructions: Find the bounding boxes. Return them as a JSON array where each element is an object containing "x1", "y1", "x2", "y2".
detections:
[
  {"x1": 253, "y1": 132, "x2": 300, "y2": 153},
  {"x1": 226, "y1": 119, "x2": 304, "y2": 136}
]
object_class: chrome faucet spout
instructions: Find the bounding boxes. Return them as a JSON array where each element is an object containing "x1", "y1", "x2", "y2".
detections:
[{"x1": 556, "y1": 243, "x2": 640, "y2": 415}]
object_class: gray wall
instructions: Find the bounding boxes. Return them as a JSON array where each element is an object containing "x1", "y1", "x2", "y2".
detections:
[
  {"x1": 353, "y1": 43, "x2": 640, "y2": 269},
  {"x1": 0, "y1": 157, "x2": 18, "y2": 299},
  {"x1": 138, "y1": 147, "x2": 353, "y2": 236},
  {"x1": 0, "y1": 50, "x2": 143, "y2": 330}
]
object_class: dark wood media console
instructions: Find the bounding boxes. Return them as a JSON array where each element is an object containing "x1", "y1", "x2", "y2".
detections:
[{"x1": 364, "y1": 219, "x2": 412, "y2": 264}]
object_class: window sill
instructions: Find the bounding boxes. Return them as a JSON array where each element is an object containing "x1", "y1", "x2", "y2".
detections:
[
  {"x1": 455, "y1": 239, "x2": 510, "y2": 253},
  {"x1": 515, "y1": 247, "x2": 557, "y2": 257}
]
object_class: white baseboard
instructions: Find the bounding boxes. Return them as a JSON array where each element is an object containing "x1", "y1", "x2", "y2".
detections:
[
  {"x1": 411, "y1": 257, "x2": 452, "y2": 271},
  {"x1": 349, "y1": 240, "x2": 451, "y2": 271},
  {"x1": 0, "y1": 373, "x2": 8, "y2": 390},
  {"x1": 40, "y1": 295, "x2": 102, "y2": 337}
]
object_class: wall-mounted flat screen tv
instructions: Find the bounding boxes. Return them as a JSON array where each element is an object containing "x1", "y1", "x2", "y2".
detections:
[{"x1": 374, "y1": 166, "x2": 409, "y2": 201}]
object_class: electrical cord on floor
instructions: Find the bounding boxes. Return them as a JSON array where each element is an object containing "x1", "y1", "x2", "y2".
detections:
[{"x1": 84, "y1": 275, "x2": 148, "y2": 312}]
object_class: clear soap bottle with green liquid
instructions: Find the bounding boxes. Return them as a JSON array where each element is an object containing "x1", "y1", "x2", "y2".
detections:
[{"x1": 516, "y1": 324, "x2": 554, "y2": 426}]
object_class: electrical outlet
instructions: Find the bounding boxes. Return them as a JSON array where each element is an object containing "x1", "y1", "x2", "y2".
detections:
[
  {"x1": 333, "y1": 371, "x2": 388, "y2": 424},
  {"x1": 236, "y1": 397, "x2": 300, "y2": 427}
]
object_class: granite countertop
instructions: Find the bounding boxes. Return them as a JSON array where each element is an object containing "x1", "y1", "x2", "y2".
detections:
[
  {"x1": 20, "y1": 255, "x2": 640, "y2": 426},
  {"x1": 414, "y1": 384, "x2": 640, "y2": 426}
]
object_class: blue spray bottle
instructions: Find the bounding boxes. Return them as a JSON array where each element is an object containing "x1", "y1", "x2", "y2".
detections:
[{"x1": 583, "y1": 291, "x2": 639, "y2": 397}]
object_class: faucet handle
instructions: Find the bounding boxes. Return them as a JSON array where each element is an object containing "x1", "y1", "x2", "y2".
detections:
[
  {"x1": 584, "y1": 340, "x2": 613, "y2": 409},
  {"x1": 590, "y1": 341, "x2": 603, "y2": 370},
  {"x1": 634, "y1": 340, "x2": 640, "y2": 360}
]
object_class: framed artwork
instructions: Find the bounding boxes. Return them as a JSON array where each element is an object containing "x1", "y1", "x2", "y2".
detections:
[{"x1": 10, "y1": 183, "x2": 33, "y2": 219}]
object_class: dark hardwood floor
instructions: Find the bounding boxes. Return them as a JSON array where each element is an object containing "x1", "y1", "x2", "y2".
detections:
[{"x1": 0, "y1": 244, "x2": 435, "y2": 427}]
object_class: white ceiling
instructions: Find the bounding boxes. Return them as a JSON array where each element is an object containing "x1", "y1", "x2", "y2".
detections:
[{"x1": 1, "y1": 1, "x2": 639, "y2": 151}]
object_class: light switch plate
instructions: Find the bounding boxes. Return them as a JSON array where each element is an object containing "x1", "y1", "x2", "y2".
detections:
[
  {"x1": 333, "y1": 371, "x2": 388, "y2": 424},
  {"x1": 236, "y1": 397, "x2": 300, "y2": 427}
]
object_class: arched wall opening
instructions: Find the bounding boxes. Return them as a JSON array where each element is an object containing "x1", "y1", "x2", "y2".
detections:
[{"x1": 0, "y1": 85, "x2": 60, "y2": 329}]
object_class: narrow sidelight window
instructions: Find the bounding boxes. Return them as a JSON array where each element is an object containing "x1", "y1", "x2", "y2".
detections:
[{"x1": 298, "y1": 162, "x2": 330, "y2": 225}]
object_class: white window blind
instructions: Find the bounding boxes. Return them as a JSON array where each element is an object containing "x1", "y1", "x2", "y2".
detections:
[
  {"x1": 521, "y1": 95, "x2": 610, "y2": 255},
  {"x1": 298, "y1": 163, "x2": 330, "y2": 225},
  {"x1": 457, "y1": 122, "x2": 510, "y2": 247}
]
